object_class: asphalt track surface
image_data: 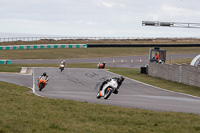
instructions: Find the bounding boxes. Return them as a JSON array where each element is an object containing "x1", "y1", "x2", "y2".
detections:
[
  {"x1": 1, "y1": 53, "x2": 200, "y2": 114},
  {"x1": 11, "y1": 53, "x2": 199, "y2": 68}
]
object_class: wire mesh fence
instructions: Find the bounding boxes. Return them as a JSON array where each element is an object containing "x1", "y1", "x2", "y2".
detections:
[
  {"x1": 1, "y1": 36, "x2": 200, "y2": 44},
  {"x1": 0, "y1": 37, "x2": 142, "y2": 42}
]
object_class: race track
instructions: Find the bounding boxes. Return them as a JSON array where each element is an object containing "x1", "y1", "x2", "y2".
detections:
[
  {"x1": 0, "y1": 68, "x2": 200, "y2": 114},
  {"x1": 32, "y1": 67, "x2": 200, "y2": 114},
  {"x1": 11, "y1": 53, "x2": 199, "y2": 68},
  {"x1": 1, "y1": 53, "x2": 200, "y2": 114}
]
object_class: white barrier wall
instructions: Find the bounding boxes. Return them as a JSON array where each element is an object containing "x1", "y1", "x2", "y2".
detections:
[{"x1": 148, "y1": 63, "x2": 200, "y2": 88}]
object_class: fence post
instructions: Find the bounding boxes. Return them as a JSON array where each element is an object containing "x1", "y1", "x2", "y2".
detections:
[{"x1": 179, "y1": 66, "x2": 182, "y2": 83}]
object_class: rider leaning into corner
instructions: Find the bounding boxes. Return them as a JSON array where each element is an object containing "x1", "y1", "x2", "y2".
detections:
[
  {"x1": 99, "y1": 75, "x2": 125, "y2": 94},
  {"x1": 38, "y1": 72, "x2": 49, "y2": 86}
]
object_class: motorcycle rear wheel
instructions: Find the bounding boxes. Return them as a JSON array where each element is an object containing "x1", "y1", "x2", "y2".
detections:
[{"x1": 104, "y1": 88, "x2": 112, "y2": 99}]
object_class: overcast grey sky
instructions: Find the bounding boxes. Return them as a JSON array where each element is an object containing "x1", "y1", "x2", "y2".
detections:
[{"x1": 1, "y1": 0, "x2": 200, "y2": 38}]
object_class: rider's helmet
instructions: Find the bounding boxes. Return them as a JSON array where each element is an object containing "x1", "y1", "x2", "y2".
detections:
[
  {"x1": 62, "y1": 60, "x2": 65, "y2": 63},
  {"x1": 43, "y1": 72, "x2": 47, "y2": 76},
  {"x1": 117, "y1": 76, "x2": 124, "y2": 83}
]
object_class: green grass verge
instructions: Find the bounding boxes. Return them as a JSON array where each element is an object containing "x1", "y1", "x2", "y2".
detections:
[
  {"x1": 0, "y1": 63, "x2": 98, "y2": 73},
  {"x1": 1, "y1": 81, "x2": 200, "y2": 133},
  {"x1": 166, "y1": 58, "x2": 193, "y2": 64},
  {"x1": 0, "y1": 65, "x2": 21, "y2": 72},
  {"x1": 0, "y1": 47, "x2": 199, "y2": 59}
]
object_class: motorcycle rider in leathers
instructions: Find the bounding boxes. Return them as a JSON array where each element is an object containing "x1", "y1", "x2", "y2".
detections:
[
  {"x1": 99, "y1": 75, "x2": 124, "y2": 94},
  {"x1": 38, "y1": 72, "x2": 49, "y2": 87}
]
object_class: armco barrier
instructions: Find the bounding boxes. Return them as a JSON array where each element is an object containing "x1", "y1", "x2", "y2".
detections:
[
  {"x1": 0, "y1": 60, "x2": 11, "y2": 64},
  {"x1": 0, "y1": 44, "x2": 87, "y2": 50}
]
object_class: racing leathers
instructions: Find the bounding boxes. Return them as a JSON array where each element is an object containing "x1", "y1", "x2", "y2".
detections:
[{"x1": 38, "y1": 75, "x2": 49, "y2": 86}]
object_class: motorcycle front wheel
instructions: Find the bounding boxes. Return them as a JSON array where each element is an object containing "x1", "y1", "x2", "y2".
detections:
[
  {"x1": 96, "y1": 92, "x2": 101, "y2": 99},
  {"x1": 60, "y1": 67, "x2": 64, "y2": 72},
  {"x1": 39, "y1": 83, "x2": 44, "y2": 91}
]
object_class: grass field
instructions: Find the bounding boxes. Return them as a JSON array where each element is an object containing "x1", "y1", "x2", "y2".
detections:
[
  {"x1": 0, "y1": 47, "x2": 200, "y2": 59},
  {"x1": 1, "y1": 47, "x2": 200, "y2": 132},
  {"x1": 1, "y1": 79, "x2": 200, "y2": 133}
]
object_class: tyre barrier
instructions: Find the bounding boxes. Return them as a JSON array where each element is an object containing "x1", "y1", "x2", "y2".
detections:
[
  {"x1": 0, "y1": 44, "x2": 87, "y2": 50},
  {"x1": 0, "y1": 60, "x2": 11, "y2": 64}
]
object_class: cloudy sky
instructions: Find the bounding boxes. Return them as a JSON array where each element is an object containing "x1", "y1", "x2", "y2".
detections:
[{"x1": 1, "y1": 0, "x2": 200, "y2": 38}]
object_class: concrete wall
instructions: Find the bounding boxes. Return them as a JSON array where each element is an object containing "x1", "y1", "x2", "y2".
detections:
[{"x1": 148, "y1": 63, "x2": 200, "y2": 87}]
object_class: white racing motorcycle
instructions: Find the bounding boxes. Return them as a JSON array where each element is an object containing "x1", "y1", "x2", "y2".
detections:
[
  {"x1": 59, "y1": 64, "x2": 65, "y2": 72},
  {"x1": 96, "y1": 78, "x2": 118, "y2": 99}
]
